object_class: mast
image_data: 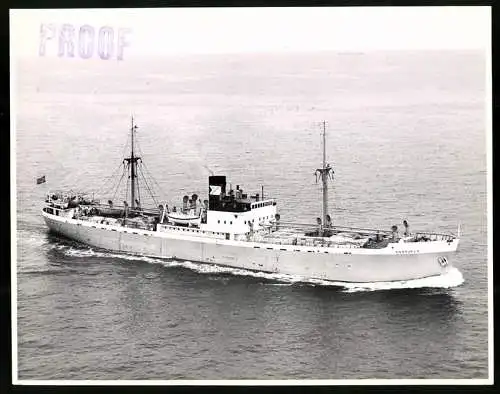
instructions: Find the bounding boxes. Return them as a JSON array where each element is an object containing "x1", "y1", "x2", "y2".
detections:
[
  {"x1": 322, "y1": 121, "x2": 328, "y2": 226},
  {"x1": 124, "y1": 116, "x2": 141, "y2": 209},
  {"x1": 315, "y1": 121, "x2": 334, "y2": 229}
]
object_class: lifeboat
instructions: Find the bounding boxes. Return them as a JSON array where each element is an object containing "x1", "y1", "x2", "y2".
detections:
[{"x1": 167, "y1": 211, "x2": 201, "y2": 226}]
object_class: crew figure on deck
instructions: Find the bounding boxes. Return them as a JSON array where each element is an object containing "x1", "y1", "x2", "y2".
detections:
[
  {"x1": 391, "y1": 225, "x2": 399, "y2": 242},
  {"x1": 403, "y1": 220, "x2": 410, "y2": 236}
]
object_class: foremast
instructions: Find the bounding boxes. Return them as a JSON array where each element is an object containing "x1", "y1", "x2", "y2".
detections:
[
  {"x1": 123, "y1": 116, "x2": 141, "y2": 209},
  {"x1": 315, "y1": 121, "x2": 334, "y2": 229}
]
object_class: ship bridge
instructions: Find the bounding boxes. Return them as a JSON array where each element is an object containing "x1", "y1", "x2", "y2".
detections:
[{"x1": 203, "y1": 175, "x2": 277, "y2": 234}]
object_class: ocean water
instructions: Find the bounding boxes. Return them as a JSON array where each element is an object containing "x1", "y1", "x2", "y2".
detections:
[{"x1": 14, "y1": 50, "x2": 488, "y2": 380}]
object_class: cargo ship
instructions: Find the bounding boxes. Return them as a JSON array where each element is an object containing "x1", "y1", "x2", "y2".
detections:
[{"x1": 42, "y1": 118, "x2": 460, "y2": 283}]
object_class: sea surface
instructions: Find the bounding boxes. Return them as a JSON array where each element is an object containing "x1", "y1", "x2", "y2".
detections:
[{"x1": 14, "y1": 50, "x2": 488, "y2": 380}]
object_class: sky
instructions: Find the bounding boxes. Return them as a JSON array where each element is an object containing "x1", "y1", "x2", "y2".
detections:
[{"x1": 10, "y1": 7, "x2": 490, "y2": 58}]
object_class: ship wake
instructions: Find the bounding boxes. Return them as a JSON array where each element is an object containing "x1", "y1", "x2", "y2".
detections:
[{"x1": 56, "y1": 244, "x2": 465, "y2": 292}]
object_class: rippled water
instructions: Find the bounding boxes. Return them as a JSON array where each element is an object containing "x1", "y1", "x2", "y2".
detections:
[{"x1": 14, "y1": 50, "x2": 488, "y2": 380}]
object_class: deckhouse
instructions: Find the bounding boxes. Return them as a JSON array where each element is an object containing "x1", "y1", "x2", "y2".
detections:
[{"x1": 202, "y1": 175, "x2": 277, "y2": 237}]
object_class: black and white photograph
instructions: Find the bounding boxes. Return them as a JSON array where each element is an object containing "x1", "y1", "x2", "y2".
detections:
[{"x1": 10, "y1": 6, "x2": 491, "y2": 384}]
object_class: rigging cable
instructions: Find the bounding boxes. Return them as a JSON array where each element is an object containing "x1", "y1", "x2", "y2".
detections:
[
  {"x1": 133, "y1": 136, "x2": 156, "y2": 205},
  {"x1": 100, "y1": 163, "x2": 125, "y2": 198},
  {"x1": 94, "y1": 161, "x2": 126, "y2": 197},
  {"x1": 125, "y1": 163, "x2": 130, "y2": 205},
  {"x1": 141, "y1": 160, "x2": 168, "y2": 200},
  {"x1": 134, "y1": 135, "x2": 166, "y2": 195},
  {"x1": 138, "y1": 164, "x2": 159, "y2": 207},
  {"x1": 136, "y1": 160, "x2": 142, "y2": 208},
  {"x1": 141, "y1": 166, "x2": 156, "y2": 203},
  {"x1": 111, "y1": 165, "x2": 128, "y2": 203},
  {"x1": 102, "y1": 124, "x2": 134, "y2": 200},
  {"x1": 96, "y1": 128, "x2": 131, "y2": 195}
]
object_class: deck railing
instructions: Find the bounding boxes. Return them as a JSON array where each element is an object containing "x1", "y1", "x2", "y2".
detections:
[
  {"x1": 253, "y1": 237, "x2": 363, "y2": 249},
  {"x1": 412, "y1": 232, "x2": 455, "y2": 242},
  {"x1": 275, "y1": 221, "x2": 394, "y2": 235},
  {"x1": 44, "y1": 199, "x2": 457, "y2": 244},
  {"x1": 275, "y1": 222, "x2": 456, "y2": 239},
  {"x1": 92, "y1": 203, "x2": 161, "y2": 216}
]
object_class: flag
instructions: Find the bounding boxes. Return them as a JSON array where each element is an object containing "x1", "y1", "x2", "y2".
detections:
[
  {"x1": 209, "y1": 185, "x2": 221, "y2": 196},
  {"x1": 36, "y1": 175, "x2": 46, "y2": 184}
]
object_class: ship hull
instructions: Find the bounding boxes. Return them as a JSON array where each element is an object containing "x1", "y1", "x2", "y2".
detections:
[{"x1": 42, "y1": 212, "x2": 457, "y2": 283}]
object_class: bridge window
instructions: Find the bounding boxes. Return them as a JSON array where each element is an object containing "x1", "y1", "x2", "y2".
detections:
[
  {"x1": 224, "y1": 221, "x2": 226, "y2": 224},
  {"x1": 230, "y1": 221, "x2": 233, "y2": 225},
  {"x1": 218, "y1": 220, "x2": 220, "y2": 224}
]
